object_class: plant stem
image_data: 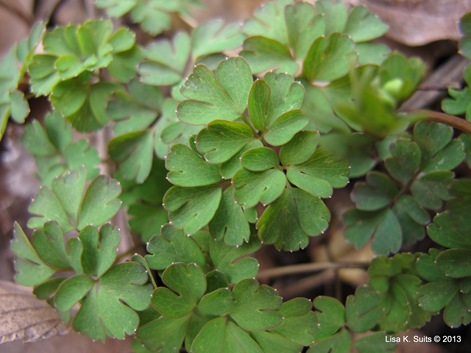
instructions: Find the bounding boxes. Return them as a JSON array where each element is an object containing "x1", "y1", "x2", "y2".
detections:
[
  {"x1": 256, "y1": 261, "x2": 369, "y2": 279},
  {"x1": 413, "y1": 109, "x2": 471, "y2": 134}
]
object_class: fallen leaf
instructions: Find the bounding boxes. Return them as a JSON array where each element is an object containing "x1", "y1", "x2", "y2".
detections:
[
  {"x1": 0, "y1": 280, "x2": 68, "y2": 344},
  {"x1": 348, "y1": 0, "x2": 471, "y2": 45}
]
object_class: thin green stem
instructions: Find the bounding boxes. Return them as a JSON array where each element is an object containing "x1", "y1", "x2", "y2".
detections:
[{"x1": 256, "y1": 261, "x2": 369, "y2": 279}]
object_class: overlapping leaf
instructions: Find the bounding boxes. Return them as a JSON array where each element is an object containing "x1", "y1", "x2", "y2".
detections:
[
  {"x1": 27, "y1": 167, "x2": 121, "y2": 232},
  {"x1": 96, "y1": 0, "x2": 199, "y2": 35},
  {"x1": 346, "y1": 121, "x2": 464, "y2": 254},
  {"x1": 0, "y1": 22, "x2": 45, "y2": 140},
  {"x1": 146, "y1": 224, "x2": 259, "y2": 283},
  {"x1": 242, "y1": 0, "x2": 387, "y2": 75},
  {"x1": 22, "y1": 112, "x2": 99, "y2": 186},
  {"x1": 416, "y1": 248, "x2": 471, "y2": 327}
]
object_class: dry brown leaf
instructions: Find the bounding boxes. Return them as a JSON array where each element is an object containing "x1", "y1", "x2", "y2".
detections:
[
  {"x1": 348, "y1": 0, "x2": 471, "y2": 45},
  {"x1": 0, "y1": 280, "x2": 68, "y2": 344}
]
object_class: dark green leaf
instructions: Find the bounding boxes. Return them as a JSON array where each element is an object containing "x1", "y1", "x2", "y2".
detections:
[
  {"x1": 109, "y1": 130, "x2": 154, "y2": 183},
  {"x1": 279, "y1": 131, "x2": 320, "y2": 166},
  {"x1": 437, "y1": 249, "x2": 471, "y2": 278},
  {"x1": 209, "y1": 187, "x2": 251, "y2": 246},
  {"x1": 346, "y1": 286, "x2": 384, "y2": 332},
  {"x1": 233, "y1": 168, "x2": 286, "y2": 208},
  {"x1": 164, "y1": 185, "x2": 222, "y2": 234},
  {"x1": 196, "y1": 120, "x2": 254, "y2": 164},
  {"x1": 345, "y1": 208, "x2": 402, "y2": 255},
  {"x1": 286, "y1": 148, "x2": 349, "y2": 197},
  {"x1": 351, "y1": 172, "x2": 398, "y2": 211},
  {"x1": 230, "y1": 279, "x2": 282, "y2": 331},
  {"x1": 258, "y1": 188, "x2": 330, "y2": 251},
  {"x1": 166, "y1": 144, "x2": 222, "y2": 187},
  {"x1": 307, "y1": 329, "x2": 351, "y2": 353},
  {"x1": 312, "y1": 296, "x2": 345, "y2": 340},
  {"x1": 241, "y1": 147, "x2": 279, "y2": 172}
]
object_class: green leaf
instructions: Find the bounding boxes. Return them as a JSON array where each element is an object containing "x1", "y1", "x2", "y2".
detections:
[
  {"x1": 153, "y1": 263, "x2": 206, "y2": 318},
  {"x1": 28, "y1": 168, "x2": 122, "y2": 231},
  {"x1": 417, "y1": 280, "x2": 459, "y2": 312},
  {"x1": 274, "y1": 298, "x2": 316, "y2": 345},
  {"x1": 77, "y1": 174, "x2": 123, "y2": 229},
  {"x1": 31, "y1": 221, "x2": 70, "y2": 269},
  {"x1": 166, "y1": 144, "x2": 222, "y2": 187},
  {"x1": 413, "y1": 121, "x2": 454, "y2": 162},
  {"x1": 303, "y1": 33, "x2": 356, "y2": 81},
  {"x1": 346, "y1": 286, "x2": 384, "y2": 332},
  {"x1": 353, "y1": 332, "x2": 395, "y2": 353},
  {"x1": 263, "y1": 110, "x2": 309, "y2": 146},
  {"x1": 55, "y1": 275, "x2": 94, "y2": 311},
  {"x1": 443, "y1": 292, "x2": 471, "y2": 327},
  {"x1": 250, "y1": 72, "x2": 305, "y2": 134},
  {"x1": 11, "y1": 223, "x2": 55, "y2": 286},
  {"x1": 411, "y1": 171, "x2": 454, "y2": 210},
  {"x1": 286, "y1": 148, "x2": 349, "y2": 198},
  {"x1": 243, "y1": 0, "x2": 291, "y2": 44},
  {"x1": 344, "y1": 6, "x2": 388, "y2": 42},
  {"x1": 209, "y1": 235, "x2": 260, "y2": 283},
  {"x1": 393, "y1": 195, "x2": 430, "y2": 245},
  {"x1": 138, "y1": 32, "x2": 191, "y2": 86},
  {"x1": 137, "y1": 315, "x2": 189, "y2": 353},
  {"x1": 145, "y1": 224, "x2": 206, "y2": 271},
  {"x1": 192, "y1": 20, "x2": 245, "y2": 60},
  {"x1": 195, "y1": 120, "x2": 255, "y2": 164},
  {"x1": 436, "y1": 249, "x2": 471, "y2": 278},
  {"x1": 219, "y1": 139, "x2": 263, "y2": 179},
  {"x1": 209, "y1": 187, "x2": 251, "y2": 246},
  {"x1": 198, "y1": 288, "x2": 235, "y2": 316},
  {"x1": 79, "y1": 224, "x2": 120, "y2": 277},
  {"x1": 258, "y1": 188, "x2": 330, "y2": 251},
  {"x1": 163, "y1": 185, "x2": 222, "y2": 234},
  {"x1": 241, "y1": 36, "x2": 297, "y2": 74},
  {"x1": 230, "y1": 279, "x2": 282, "y2": 331},
  {"x1": 312, "y1": 296, "x2": 345, "y2": 340},
  {"x1": 307, "y1": 329, "x2": 351, "y2": 353},
  {"x1": 241, "y1": 147, "x2": 279, "y2": 172},
  {"x1": 345, "y1": 208, "x2": 402, "y2": 255},
  {"x1": 384, "y1": 138, "x2": 421, "y2": 183},
  {"x1": 192, "y1": 317, "x2": 264, "y2": 353},
  {"x1": 73, "y1": 261, "x2": 152, "y2": 341},
  {"x1": 315, "y1": 0, "x2": 348, "y2": 35},
  {"x1": 285, "y1": 2, "x2": 325, "y2": 60},
  {"x1": 108, "y1": 79, "x2": 161, "y2": 135},
  {"x1": 178, "y1": 57, "x2": 253, "y2": 124},
  {"x1": 109, "y1": 130, "x2": 154, "y2": 183},
  {"x1": 279, "y1": 131, "x2": 320, "y2": 165},
  {"x1": 51, "y1": 78, "x2": 119, "y2": 132},
  {"x1": 233, "y1": 168, "x2": 286, "y2": 208},
  {"x1": 22, "y1": 112, "x2": 99, "y2": 185},
  {"x1": 351, "y1": 172, "x2": 398, "y2": 211}
]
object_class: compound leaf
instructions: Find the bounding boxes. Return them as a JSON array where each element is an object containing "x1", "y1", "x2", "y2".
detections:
[
  {"x1": 286, "y1": 148, "x2": 349, "y2": 198},
  {"x1": 73, "y1": 261, "x2": 152, "y2": 341},
  {"x1": 350, "y1": 172, "x2": 398, "y2": 211}
]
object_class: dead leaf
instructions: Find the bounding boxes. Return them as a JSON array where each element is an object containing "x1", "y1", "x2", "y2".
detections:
[
  {"x1": 348, "y1": 0, "x2": 471, "y2": 45},
  {"x1": 0, "y1": 280, "x2": 68, "y2": 344}
]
